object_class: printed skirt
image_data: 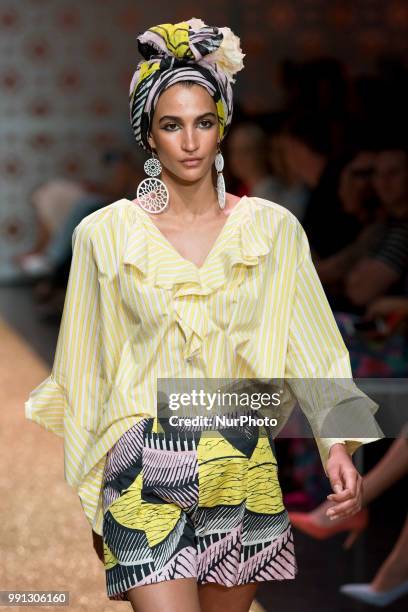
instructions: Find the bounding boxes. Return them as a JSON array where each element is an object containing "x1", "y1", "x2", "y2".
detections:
[{"x1": 102, "y1": 416, "x2": 298, "y2": 601}]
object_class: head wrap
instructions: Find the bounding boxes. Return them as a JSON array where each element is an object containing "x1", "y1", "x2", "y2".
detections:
[{"x1": 129, "y1": 17, "x2": 245, "y2": 152}]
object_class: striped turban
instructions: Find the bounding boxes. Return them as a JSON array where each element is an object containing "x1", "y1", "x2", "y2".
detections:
[{"x1": 129, "y1": 18, "x2": 245, "y2": 152}]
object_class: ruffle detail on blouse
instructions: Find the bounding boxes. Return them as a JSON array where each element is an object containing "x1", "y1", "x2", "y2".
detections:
[{"x1": 122, "y1": 201, "x2": 274, "y2": 360}]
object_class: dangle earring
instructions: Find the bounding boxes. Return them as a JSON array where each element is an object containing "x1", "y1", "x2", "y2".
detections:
[
  {"x1": 136, "y1": 149, "x2": 169, "y2": 214},
  {"x1": 215, "y1": 144, "x2": 226, "y2": 210}
]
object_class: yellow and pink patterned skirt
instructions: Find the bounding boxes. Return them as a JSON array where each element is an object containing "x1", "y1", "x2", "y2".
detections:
[{"x1": 102, "y1": 417, "x2": 298, "y2": 600}]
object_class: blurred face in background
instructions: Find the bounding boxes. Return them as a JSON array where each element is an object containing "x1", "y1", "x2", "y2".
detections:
[
  {"x1": 227, "y1": 124, "x2": 269, "y2": 183},
  {"x1": 338, "y1": 151, "x2": 377, "y2": 218},
  {"x1": 279, "y1": 134, "x2": 311, "y2": 185},
  {"x1": 373, "y1": 150, "x2": 408, "y2": 216},
  {"x1": 268, "y1": 133, "x2": 296, "y2": 184}
]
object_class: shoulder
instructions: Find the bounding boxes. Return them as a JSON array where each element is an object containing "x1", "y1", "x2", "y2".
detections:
[
  {"x1": 245, "y1": 196, "x2": 310, "y2": 265},
  {"x1": 71, "y1": 199, "x2": 136, "y2": 269},
  {"x1": 245, "y1": 195, "x2": 302, "y2": 232},
  {"x1": 72, "y1": 198, "x2": 136, "y2": 253},
  {"x1": 246, "y1": 195, "x2": 296, "y2": 216},
  {"x1": 73, "y1": 198, "x2": 132, "y2": 237}
]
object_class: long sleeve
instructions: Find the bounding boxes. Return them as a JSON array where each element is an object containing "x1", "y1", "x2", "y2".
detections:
[
  {"x1": 284, "y1": 218, "x2": 385, "y2": 477},
  {"x1": 25, "y1": 219, "x2": 108, "y2": 489}
]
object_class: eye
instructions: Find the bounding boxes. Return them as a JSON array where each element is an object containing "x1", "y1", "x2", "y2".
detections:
[
  {"x1": 162, "y1": 119, "x2": 215, "y2": 131},
  {"x1": 199, "y1": 119, "x2": 214, "y2": 128},
  {"x1": 163, "y1": 122, "x2": 179, "y2": 131}
]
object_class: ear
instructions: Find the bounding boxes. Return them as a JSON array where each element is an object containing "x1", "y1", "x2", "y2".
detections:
[{"x1": 147, "y1": 133, "x2": 156, "y2": 152}]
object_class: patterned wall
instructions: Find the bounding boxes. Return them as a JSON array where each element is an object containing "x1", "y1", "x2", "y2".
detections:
[{"x1": 0, "y1": 0, "x2": 406, "y2": 280}]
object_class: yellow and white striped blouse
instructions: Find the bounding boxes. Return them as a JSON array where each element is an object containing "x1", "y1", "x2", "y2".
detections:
[{"x1": 25, "y1": 196, "x2": 384, "y2": 535}]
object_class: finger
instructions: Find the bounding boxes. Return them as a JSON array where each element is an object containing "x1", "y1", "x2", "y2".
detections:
[
  {"x1": 343, "y1": 505, "x2": 362, "y2": 517},
  {"x1": 327, "y1": 498, "x2": 359, "y2": 517},
  {"x1": 329, "y1": 469, "x2": 345, "y2": 497},
  {"x1": 327, "y1": 488, "x2": 354, "y2": 502},
  {"x1": 332, "y1": 499, "x2": 359, "y2": 514},
  {"x1": 342, "y1": 466, "x2": 358, "y2": 498},
  {"x1": 327, "y1": 506, "x2": 358, "y2": 521},
  {"x1": 329, "y1": 506, "x2": 360, "y2": 520}
]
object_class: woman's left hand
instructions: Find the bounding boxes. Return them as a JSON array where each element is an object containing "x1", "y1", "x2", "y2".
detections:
[{"x1": 324, "y1": 443, "x2": 363, "y2": 520}]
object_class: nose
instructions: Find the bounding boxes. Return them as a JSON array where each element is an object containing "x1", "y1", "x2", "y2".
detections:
[{"x1": 182, "y1": 127, "x2": 199, "y2": 153}]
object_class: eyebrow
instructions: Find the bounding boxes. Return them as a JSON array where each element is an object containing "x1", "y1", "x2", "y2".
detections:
[{"x1": 159, "y1": 112, "x2": 217, "y2": 123}]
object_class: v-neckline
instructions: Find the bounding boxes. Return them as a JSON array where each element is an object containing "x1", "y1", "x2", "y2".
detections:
[{"x1": 127, "y1": 195, "x2": 248, "y2": 272}]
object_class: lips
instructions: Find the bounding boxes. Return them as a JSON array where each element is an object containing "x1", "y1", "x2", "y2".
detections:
[{"x1": 180, "y1": 158, "x2": 202, "y2": 165}]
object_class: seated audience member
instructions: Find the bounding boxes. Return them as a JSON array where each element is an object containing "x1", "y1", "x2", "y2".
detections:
[
  {"x1": 314, "y1": 148, "x2": 385, "y2": 310},
  {"x1": 15, "y1": 179, "x2": 88, "y2": 275},
  {"x1": 335, "y1": 291, "x2": 408, "y2": 377},
  {"x1": 226, "y1": 121, "x2": 280, "y2": 198},
  {"x1": 226, "y1": 121, "x2": 308, "y2": 219},
  {"x1": 345, "y1": 145, "x2": 408, "y2": 308},
  {"x1": 266, "y1": 124, "x2": 309, "y2": 221},
  {"x1": 18, "y1": 150, "x2": 143, "y2": 318},
  {"x1": 15, "y1": 149, "x2": 143, "y2": 280},
  {"x1": 280, "y1": 113, "x2": 363, "y2": 258}
]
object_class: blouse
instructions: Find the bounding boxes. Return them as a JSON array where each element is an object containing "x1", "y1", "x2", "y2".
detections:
[{"x1": 24, "y1": 196, "x2": 385, "y2": 535}]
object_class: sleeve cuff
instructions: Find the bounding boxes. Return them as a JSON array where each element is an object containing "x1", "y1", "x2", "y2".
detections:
[{"x1": 315, "y1": 435, "x2": 385, "y2": 477}]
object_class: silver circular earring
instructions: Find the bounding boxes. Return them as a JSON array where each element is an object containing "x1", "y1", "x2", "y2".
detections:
[
  {"x1": 136, "y1": 150, "x2": 169, "y2": 214},
  {"x1": 215, "y1": 145, "x2": 226, "y2": 210}
]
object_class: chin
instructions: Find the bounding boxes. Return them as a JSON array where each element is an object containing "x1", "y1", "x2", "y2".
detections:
[
  {"x1": 179, "y1": 167, "x2": 206, "y2": 178},
  {"x1": 173, "y1": 171, "x2": 203, "y2": 185}
]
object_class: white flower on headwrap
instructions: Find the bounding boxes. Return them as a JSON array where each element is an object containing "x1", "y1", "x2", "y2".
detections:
[
  {"x1": 187, "y1": 17, "x2": 206, "y2": 29},
  {"x1": 204, "y1": 26, "x2": 245, "y2": 84}
]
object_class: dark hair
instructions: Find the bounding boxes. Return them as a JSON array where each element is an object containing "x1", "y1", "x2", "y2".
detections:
[
  {"x1": 373, "y1": 136, "x2": 408, "y2": 156},
  {"x1": 178, "y1": 79, "x2": 197, "y2": 88}
]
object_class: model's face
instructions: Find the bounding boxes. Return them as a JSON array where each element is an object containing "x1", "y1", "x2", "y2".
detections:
[{"x1": 147, "y1": 83, "x2": 219, "y2": 182}]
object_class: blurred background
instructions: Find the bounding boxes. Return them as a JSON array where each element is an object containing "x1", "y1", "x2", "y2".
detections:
[{"x1": 0, "y1": 1, "x2": 407, "y2": 611}]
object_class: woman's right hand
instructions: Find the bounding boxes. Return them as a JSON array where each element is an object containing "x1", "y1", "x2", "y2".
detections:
[{"x1": 92, "y1": 529, "x2": 104, "y2": 564}]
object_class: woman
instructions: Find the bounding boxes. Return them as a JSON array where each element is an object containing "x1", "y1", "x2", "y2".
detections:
[{"x1": 25, "y1": 18, "x2": 384, "y2": 611}]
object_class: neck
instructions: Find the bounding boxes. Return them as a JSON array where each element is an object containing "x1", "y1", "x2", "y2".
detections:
[{"x1": 159, "y1": 168, "x2": 220, "y2": 219}]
